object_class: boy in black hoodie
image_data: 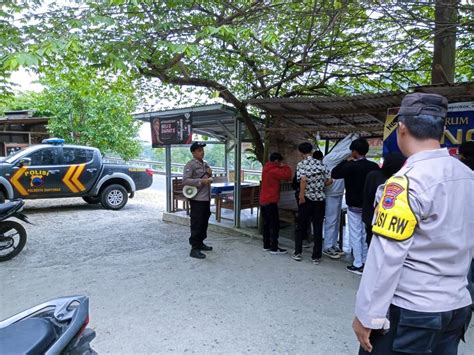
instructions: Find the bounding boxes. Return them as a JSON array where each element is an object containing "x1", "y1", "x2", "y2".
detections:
[
  {"x1": 362, "y1": 152, "x2": 406, "y2": 246},
  {"x1": 332, "y1": 139, "x2": 379, "y2": 275}
]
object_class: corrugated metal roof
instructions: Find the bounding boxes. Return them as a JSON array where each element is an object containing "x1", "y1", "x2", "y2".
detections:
[
  {"x1": 133, "y1": 104, "x2": 262, "y2": 142},
  {"x1": 246, "y1": 83, "x2": 474, "y2": 138}
]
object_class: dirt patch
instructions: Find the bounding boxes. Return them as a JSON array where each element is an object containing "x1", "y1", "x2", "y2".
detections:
[{"x1": 0, "y1": 189, "x2": 472, "y2": 354}]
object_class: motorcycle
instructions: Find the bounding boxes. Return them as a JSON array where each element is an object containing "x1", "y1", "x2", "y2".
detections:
[
  {"x1": 0, "y1": 295, "x2": 97, "y2": 355},
  {"x1": 0, "y1": 199, "x2": 29, "y2": 262}
]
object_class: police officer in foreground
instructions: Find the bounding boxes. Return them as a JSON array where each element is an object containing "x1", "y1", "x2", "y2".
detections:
[
  {"x1": 353, "y1": 93, "x2": 474, "y2": 354},
  {"x1": 183, "y1": 142, "x2": 213, "y2": 259}
]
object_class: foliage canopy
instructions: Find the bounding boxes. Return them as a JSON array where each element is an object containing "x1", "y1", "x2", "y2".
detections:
[{"x1": 2, "y1": 1, "x2": 473, "y2": 162}]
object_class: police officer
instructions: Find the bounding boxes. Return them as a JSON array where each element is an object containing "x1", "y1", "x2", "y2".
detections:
[
  {"x1": 183, "y1": 142, "x2": 213, "y2": 259},
  {"x1": 353, "y1": 93, "x2": 474, "y2": 354}
]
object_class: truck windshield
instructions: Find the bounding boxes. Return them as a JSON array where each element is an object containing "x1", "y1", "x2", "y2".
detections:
[{"x1": 5, "y1": 148, "x2": 29, "y2": 164}]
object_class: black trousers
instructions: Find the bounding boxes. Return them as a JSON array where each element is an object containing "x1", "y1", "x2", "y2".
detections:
[
  {"x1": 359, "y1": 304, "x2": 472, "y2": 355},
  {"x1": 261, "y1": 203, "x2": 280, "y2": 251},
  {"x1": 365, "y1": 222, "x2": 373, "y2": 247},
  {"x1": 295, "y1": 198, "x2": 325, "y2": 258},
  {"x1": 189, "y1": 200, "x2": 211, "y2": 248}
]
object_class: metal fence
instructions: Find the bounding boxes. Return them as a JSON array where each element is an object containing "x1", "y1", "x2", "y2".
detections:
[{"x1": 103, "y1": 157, "x2": 262, "y2": 181}]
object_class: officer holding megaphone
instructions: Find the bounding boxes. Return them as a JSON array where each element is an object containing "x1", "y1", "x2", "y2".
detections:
[{"x1": 183, "y1": 142, "x2": 214, "y2": 259}]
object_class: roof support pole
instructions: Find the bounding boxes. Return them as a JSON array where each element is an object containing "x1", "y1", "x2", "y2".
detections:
[
  {"x1": 224, "y1": 140, "x2": 228, "y2": 175},
  {"x1": 165, "y1": 145, "x2": 172, "y2": 213},
  {"x1": 324, "y1": 139, "x2": 330, "y2": 155},
  {"x1": 234, "y1": 116, "x2": 242, "y2": 228}
]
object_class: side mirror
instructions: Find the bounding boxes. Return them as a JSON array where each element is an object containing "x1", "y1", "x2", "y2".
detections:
[{"x1": 17, "y1": 158, "x2": 31, "y2": 167}]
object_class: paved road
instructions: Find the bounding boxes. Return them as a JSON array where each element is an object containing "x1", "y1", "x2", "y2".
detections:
[{"x1": 0, "y1": 185, "x2": 472, "y2": 354}]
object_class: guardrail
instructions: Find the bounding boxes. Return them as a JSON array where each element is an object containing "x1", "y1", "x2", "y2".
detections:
[{"x1": 103, "y1": 157, "x2": 262, "y2": 181}]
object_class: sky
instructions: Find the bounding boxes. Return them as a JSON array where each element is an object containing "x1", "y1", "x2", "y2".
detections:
[{"x1": 9, "y1": 69, "x2": 43, "y2": 92}]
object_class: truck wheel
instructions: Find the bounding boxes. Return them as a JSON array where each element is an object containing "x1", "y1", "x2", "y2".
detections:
[
  {"x1": 0, "y1": 192, "x2": 5, "y2": 204},
  {"x1": 83, "y1": 196, "x2": 100, "y2": 204},
  {"x1": 100, "y1": 184, "x2": 128, "y2": 210}
]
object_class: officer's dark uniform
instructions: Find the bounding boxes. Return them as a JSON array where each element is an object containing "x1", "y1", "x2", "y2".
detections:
[
  {"x1": 355, "y1": 93, "x2": 474, "y2": 354},
  {"x1": 183, "y1": 143, "x2": 212, "y2": 257}
]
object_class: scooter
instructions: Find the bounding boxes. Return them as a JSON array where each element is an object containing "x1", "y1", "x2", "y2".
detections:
[
  {"x1": 0, "y1": 199, "x2": 29, "y2": 262},
  {"x1": 0, "y1": 295, "x2": 97, "y2": 355}
]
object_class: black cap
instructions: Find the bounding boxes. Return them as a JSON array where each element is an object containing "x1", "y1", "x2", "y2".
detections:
[
  {"x1": 395, "y1": 93, "x2": 448, "y2": 119},
  {"x1": 190, "y1": 142, "x2": 207, "y2": 152}
]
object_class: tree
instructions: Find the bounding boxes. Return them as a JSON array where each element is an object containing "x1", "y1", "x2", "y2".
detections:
[
  {"x1": 431, "y1": 0, "x2": 458, "y2": 84},
  {"x1": 1, "y1": 68, "x2": 142, "y2": 160},
  {"x1": 3, "y1": 1, "x2": 473, "y2": 162},
  {"x1": 0, "y1": 1, "x2": 38, "y2": 104}
]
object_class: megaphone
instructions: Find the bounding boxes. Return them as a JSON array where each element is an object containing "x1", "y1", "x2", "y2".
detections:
[{"x1": 183, "y1": 185, "x2": 198, "y2": 199}]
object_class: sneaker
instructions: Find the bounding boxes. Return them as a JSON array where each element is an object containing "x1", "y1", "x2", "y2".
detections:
[
  {"x1": 198, "y1": 243, "x2": 213, "y2": 251},
  {"x1": 270, "y1": 248, "x2": 288, "y2": 255},
  {"x1": 312, "y1": 258, "x2": 320, "y2": 265},
  {"x1": 302, "y1": 240, "x2": 312, "y2": 248},
  {"x1": 333, "y1": 246, "x2": 345, "y2": 256},
  {"x1": 263, "y1": 247, "x2": 271, "y2": 252},
  {"x1": 346, "y1": 265, "x2": 363, "y2": 275},
  {"x1": 322, "y1": 248, "x2": 341, "y2": 259},
  {"x1": 291, "y1": 253, "x2": 302, "y2": 261},
  {"x1": 190, "y1": 248, "x2": 206, "y2": 259}
]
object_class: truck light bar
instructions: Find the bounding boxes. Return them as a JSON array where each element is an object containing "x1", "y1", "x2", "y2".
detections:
[{"x1": 42, "y1": 138, "x2": 65, "y2": 145}]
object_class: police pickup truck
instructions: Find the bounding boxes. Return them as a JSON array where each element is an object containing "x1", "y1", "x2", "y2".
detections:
[{"x1": 0, "y1": 139, "x2": 153, "y2": 210}]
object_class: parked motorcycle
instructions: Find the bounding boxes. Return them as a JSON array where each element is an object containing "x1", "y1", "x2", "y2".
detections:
[
  {"x1": 0, "y1": 199, "x2": 29, "y2": 262},
  {"x1": 0, "y1": 295, "x2": 97, "y2": 355}
]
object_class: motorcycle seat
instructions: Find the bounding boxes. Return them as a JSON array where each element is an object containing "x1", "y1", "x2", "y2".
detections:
[
  {"x1": 0, "y1": 201, "x2": 20, "y2": 215},
  {"x1": 0, "y1": 317, "x2": 56, "y2": 354}
]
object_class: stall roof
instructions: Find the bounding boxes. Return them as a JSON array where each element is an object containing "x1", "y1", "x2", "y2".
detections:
[
  {"x1": 133, "y1": 103, "x2": 262, "y2": 142},
  {"x1": 246, "y1": 82, "x2": 474, "y2": 139}
]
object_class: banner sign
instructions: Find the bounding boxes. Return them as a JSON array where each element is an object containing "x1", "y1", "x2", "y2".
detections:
[
  {"x1": 383, "y1": 101, "x2": 474, "y2": 156},
  {"x1": 151, "y1": 113, "x2": 192, "y2": 147}
]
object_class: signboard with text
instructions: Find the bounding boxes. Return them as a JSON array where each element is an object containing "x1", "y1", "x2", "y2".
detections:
[
  {"x1": 383, "y1": 101, "x2": 474, "y2": 156},
  {"x1": 151, "y1": 113, "x2": 192, "y2": 147}
]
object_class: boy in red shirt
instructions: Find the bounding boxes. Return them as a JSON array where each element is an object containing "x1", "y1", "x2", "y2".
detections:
[{"x1": 260, "y1": 152, "x2": 292, "y2": 254}]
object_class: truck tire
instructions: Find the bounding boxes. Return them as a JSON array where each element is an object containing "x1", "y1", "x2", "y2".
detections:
[
  {"x1": 0, "y1": 192, "x2": 5, "y2": 204},
  {"x1": 83, "y1": 196, "x2": 100, "y2": 204},
  {"x1": 100, "y1": 184, "x2": 128, "y2": 210}
]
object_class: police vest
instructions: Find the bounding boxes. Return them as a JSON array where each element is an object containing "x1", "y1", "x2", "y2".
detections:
[{"x1": 372, "y1": 175, "x2": 417, "y2": 241}]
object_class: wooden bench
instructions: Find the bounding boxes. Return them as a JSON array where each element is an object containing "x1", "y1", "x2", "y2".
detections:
[
  {"x1": 216, "y1": 184, "x2": 260, "y2": 222},
  {"x1": 172, "y1": 177, "x2": 189, "y2": 214},
  {"x1": 172, "y1": 174, "x2": 227, "y2": 215}
]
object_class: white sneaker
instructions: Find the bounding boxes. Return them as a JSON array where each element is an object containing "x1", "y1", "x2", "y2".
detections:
[{"x1": 270, "y1": 248, "x2": 288, "y2": 255}]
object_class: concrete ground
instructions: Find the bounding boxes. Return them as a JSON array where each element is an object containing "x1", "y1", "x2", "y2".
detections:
[{"x1": 0, "y1": 176, "x2": 472, "y2": 354}]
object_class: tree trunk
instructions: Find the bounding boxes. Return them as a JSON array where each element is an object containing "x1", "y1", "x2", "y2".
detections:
[{"x1": 431, "y1": 0, "x2": 457, "y2": 84}]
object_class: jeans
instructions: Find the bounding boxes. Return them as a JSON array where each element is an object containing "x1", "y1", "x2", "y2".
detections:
[
  {"x1": 347, "y1": 207, "x2": 367, "y2": 268},
  {"x1": 189, "y1": 200, "x2": 211, "y2": 248},
  {"x1": 323, "y1": 195, "x2": 343, "y2": 250},
  {"x1": 359, "y1": 304, "x2": 472, "y2": 355},
  {"x1": 261, "y1": 203, "x2": 280, "y2": 251},
  {"x1": 295, "y1": 198, "x2": 325, "y2": 258}
]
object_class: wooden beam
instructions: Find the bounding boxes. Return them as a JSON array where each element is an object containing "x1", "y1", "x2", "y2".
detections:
[
  {"x1": 367, "y1": 113, "x2": 386, "y2": 124},
  {"x1": 266, "y1": 107, "x2": 389, "y2": 116},
  {"x1": 332, "y1": 115, "x2": 357, "y2": 129},
  {"x1": 265, "y1": 126, "x2": 382, "y2": 133}
]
